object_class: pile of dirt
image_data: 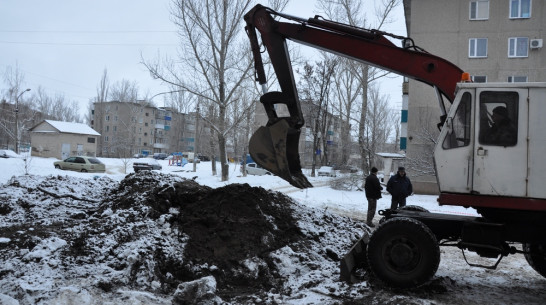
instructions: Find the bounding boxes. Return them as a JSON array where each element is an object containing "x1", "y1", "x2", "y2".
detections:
[
  {"x1": 100, "y1": 172, "x2": 308, "y2": 298},
  {"x1": 0, "y1": 171, "x2": 367, "y2": 304}
]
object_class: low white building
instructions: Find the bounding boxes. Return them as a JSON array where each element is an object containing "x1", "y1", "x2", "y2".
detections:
[{"x1": 29, "y1": 120, "x2": 100, "y2": 160}]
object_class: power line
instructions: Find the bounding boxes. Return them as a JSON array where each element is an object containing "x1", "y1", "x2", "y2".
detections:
[
  {"x1": 0, "y1": 41, "x2": 178, "y2": 47},
  {"x1": 0, "y1": 30, "x2": 176, "y2": 33}
]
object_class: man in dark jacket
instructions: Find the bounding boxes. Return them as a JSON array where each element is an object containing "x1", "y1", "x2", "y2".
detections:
[
  {"x1": 364, "y1": 167, "x2": 382, "y2": 227},
  {"x1": 387, "y1": 166, "x2": 413, "y2": 210}
]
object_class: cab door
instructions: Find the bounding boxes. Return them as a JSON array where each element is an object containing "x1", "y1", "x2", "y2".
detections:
[
  {"x1": 472, "y1": 89, "x2": 528, "y2": 197},
  {"x1": 435, "y1": 91, "x2": 474, "y2": 194}
]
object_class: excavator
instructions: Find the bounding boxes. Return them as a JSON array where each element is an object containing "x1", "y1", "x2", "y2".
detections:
[{"x1": 244, "y1": 4, "x2": 546, "y2": 288}]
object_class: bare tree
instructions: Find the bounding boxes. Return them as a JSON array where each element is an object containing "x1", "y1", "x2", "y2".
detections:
[
  {"x1": 143, "y1": 0, "x2": 288, "y2": 182},
  {"x1": 298, "y1": 57, "x2": 337, "y2": 175},
  {"x1": 0, "y1": 65, "x2": 27, "y2": 150},
  {"x1": 363, "y1": 84, "x2": 393, "y2": 168},
  {"x1": 317, "y1": 0, "x2": 401, "y2": 174},
  {"x1": 91, "y1": 70, "x2": 110, "y2": 156},
  {"x1": 332, "y1": 58, "x2": 362, "y2": 166},
  {"x1": 109, "y1": 79, "x2": 140, "y2": 103},
  {"x1": 405, "y1": 107, "x2": 439, "y2": 177}
]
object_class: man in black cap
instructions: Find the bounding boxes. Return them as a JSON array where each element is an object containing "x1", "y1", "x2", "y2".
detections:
[
  {"x1": 364, "y1": 167, "x2": 382, "y2": 227},
  {"x1": 387, "y1": 166, "x2": 413, "y2": 210},
  {"x1": 483, "y1": 106, "x2": 517, "y2": 146}
]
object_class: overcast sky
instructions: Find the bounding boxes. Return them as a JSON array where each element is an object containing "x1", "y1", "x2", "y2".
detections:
[{"x1": 0, "y1": 1, "x2": 405, "y2": 119}]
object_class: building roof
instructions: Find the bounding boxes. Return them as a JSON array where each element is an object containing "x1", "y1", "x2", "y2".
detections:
[
  {"x1": 31, "y1": 120, "x2": 100, "y2": 136},
  {"x1": 376, "y1": 152, "x2": 406, "y2": 159}
]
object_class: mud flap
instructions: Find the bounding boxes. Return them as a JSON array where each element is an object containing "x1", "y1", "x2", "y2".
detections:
[
  {"x1": 340, "y1": 233, "x2": 370, "y2": 283},
  {"x1": 249, "y1": 119, "x2": 312, "y2": 189}
]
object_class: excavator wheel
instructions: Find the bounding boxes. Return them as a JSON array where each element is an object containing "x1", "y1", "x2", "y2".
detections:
[
  {"x1": 523, "y1": 243, "x2": 546, "y2": 278},
  {"x1": 367, "y1": 217, "x2": 440, "y2": 288}
]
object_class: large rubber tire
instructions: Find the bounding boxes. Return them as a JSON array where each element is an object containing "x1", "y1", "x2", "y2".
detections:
[
  {"x1": 523, "y1": 243, "x2": 546, "y2": 278},
  {"x1": 54, "y1": 165, "x2": 61, "y2": 169},
  {"x1": 367, "y1": 217, "x2": 440, "y2": 288}
]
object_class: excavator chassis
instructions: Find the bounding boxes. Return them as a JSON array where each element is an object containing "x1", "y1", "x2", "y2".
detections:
[{"x1": 340, "y1": 208, "x2": 546, "y2": 288}]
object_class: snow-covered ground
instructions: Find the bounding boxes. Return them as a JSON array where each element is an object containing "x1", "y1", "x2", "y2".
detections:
[
  {"x1": 0, "y1": 151, "x2": 478, "y2": 221},
  {"x1": 1, "y1": 152, "x2": 545, "y2": 305}
]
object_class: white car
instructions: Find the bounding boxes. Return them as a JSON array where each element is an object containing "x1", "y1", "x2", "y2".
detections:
[
  {"x1": 317, "y1": 166, "x2": 336, "y2": 177},
  {"x1": 241, "y1": 162, "x2": 271, "y2": 176}
]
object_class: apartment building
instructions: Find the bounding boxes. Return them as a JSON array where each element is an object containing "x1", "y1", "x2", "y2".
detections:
[
  {"x1": 91, "y1": 101, "x2": 203, "y2": 158},
  {"x1": 403, "y1": 0, "x2": 546, "y2": 193}
]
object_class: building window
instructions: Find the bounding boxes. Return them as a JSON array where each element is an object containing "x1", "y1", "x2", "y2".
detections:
[
  {"x1": 114, "y1": 116, "x2": 118, "y2": 121},
  {"x1": 113, "y1": 126, "x2": 117, "y2": 132},
  {"x1": 469, "y1": 38, "x2": 487, "y2": 57},
  {"x1": 508, "y1": 76, "x2": 528, "y2": 82},
  {"x1": 472, "y1": 75, "x2": 487, "y2": 83},
  {"x1": 508, "y1": 37, "x2": 529, "y2": 57},
  {"x1": 106, "y1": 125, "x2": 110, "y2": 132},
  {"x1": 105, "y1": 136, "x2": 109, "y2": 142},
  {"x1": 87, "y1": 137, "x2": 95, "y2": 143},
  {"x1": 470, "y1": 1, "x2": 489, "y2": 20},
  {"x1": 510, "y1": 0, "x2": 531, "y2": 18},
  {"x1": 105, "y1": 115, "x2": 110, "y2": 121}
]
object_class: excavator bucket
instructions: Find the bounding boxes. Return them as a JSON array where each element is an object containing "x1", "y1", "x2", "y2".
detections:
[{"x1": 249, "y1": 119, "x2": 312, "y2": 189}]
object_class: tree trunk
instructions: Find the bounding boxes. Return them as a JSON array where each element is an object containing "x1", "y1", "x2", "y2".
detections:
[{"x1": 358, "y1": 64, "x2": 370, "y2": 175}]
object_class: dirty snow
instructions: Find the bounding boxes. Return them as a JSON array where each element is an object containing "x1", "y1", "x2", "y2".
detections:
[{"x1": 0, "y1": 152, "x2": 545, "y2": 304}]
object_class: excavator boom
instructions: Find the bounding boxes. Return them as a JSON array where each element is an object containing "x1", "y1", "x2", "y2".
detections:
[{"x1": 244, "y1": 4, "x2": 463, "y2": 188}]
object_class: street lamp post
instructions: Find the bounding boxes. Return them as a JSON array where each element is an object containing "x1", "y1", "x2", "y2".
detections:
[
  {"x1": 15, "y1": 88, "x2": 31, "y2": 154},
  {"x1": 193, "y1": 102, "x2": 200, "y2": 172}
]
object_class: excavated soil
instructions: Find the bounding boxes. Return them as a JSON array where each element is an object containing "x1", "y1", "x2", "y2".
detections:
[{"x1": 98, "y1": 173, "x2": 308, "y2": 298}]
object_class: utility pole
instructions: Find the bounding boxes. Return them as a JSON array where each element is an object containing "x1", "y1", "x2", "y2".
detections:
[{"x1": 15, "y1": 88, "x2": 31, "y2": 154}]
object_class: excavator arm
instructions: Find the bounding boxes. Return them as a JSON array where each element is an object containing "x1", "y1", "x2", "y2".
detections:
[{"x1": 244, "y1": 4, "x2": 464, "y2": 188}]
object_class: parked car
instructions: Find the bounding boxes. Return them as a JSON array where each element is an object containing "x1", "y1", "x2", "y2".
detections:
[
  {"x1": 198, "y1": 155, "x2": 211, "y2": 162},
  {"x1": 0, "y1": 150, "x2": 9, "y2": 158},
  {"x1": 133, "y1": 158, "x2": 162, "y2": 172},
  {"x1": 133, "y1": 153, "x2": 145, "y2": 158},
  {"x1": 317, "y1": 166, "x2": 336, "y2": 177},
  {"x1": 153, "y1": 153, "x2": 168, "y2": 160},
  {"x1": 240, "y1": 162, "x2": 271, "y2": 176},
  {"x1": 334, "y1": 164, "x2": 359, "y2": 173},
  {"x1": 53, "y1": 156, "x2": 105, "y2": 173}
]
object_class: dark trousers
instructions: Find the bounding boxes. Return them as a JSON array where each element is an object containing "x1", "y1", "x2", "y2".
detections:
[
  {"x1": 366, "y1": 198, "x2": 377, "y2": 224},
  {"x1": 390, "y1": 196, "x2": 406, "y2": 210}
]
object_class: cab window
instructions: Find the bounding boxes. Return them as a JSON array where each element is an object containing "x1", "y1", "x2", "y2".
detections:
[
  {"x1": 478, "y1": 91, "x2": 518, "y2": 147},
  {"x1": 442, "y1": 92, "x2": 472, "y2": 149}
]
